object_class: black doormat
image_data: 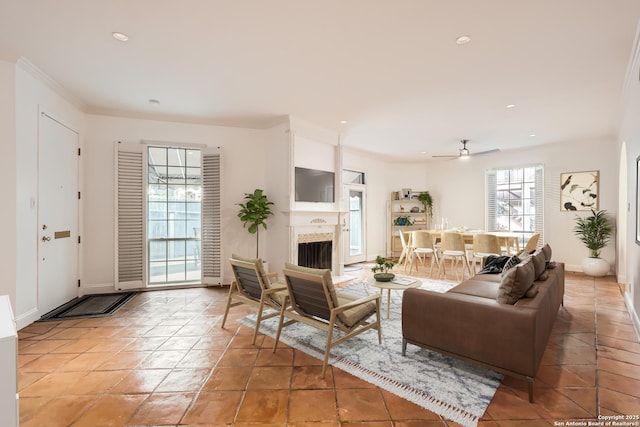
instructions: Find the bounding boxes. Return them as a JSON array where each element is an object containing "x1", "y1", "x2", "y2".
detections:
[{"x1": 39, "y1": 292, "x2": 137, "y2": 321}]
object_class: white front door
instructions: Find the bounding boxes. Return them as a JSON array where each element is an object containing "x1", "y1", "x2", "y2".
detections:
[
  {"x1": 38, "y1": 113, "x2": 79, "y2": 315},
  {"x1": 344, "y1": 186, "x2": 366, "y2": 265}
]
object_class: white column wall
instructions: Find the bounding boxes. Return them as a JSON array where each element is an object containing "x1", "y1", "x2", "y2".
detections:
[{"x1": 0, "y1": 59, "x2": 17, "y2": 311}]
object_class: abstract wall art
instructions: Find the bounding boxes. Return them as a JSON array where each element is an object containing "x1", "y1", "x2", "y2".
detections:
[{"x1": 560, "y1": 170, "x2": 599, "y2": 211}]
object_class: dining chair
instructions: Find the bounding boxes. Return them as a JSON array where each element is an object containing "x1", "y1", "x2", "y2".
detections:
[
  {"x1": 471, "y1": 233, "x2": 502, "y2": 273},
  {"x1": 438, "y1": 231, "x2": 472, "y2": 281},
  {"x1": 408, "y1": 230, "x2": 440, "y2": 276},
  {"x1": 273, "y1": 263, "x2": 381, "y2": 377},
  {"x1": 519, "y1": 233, "x2": 541, "y2": 255},
  {"x1": 397, "y1": 229, "x2": 412, "y2": 270},
  {"x1": 221, "y1": 254, "x2": 290, "y2": 344}
]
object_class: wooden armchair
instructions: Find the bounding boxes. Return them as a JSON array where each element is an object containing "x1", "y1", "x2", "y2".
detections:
[
  {"x1": 273, "y1": 263, "x2": 381, "y2": 377},
  {"x1": 221, "y1": 254, "x2": 289, "y2": 344}
]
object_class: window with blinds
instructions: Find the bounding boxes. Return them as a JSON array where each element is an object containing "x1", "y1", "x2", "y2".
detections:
[
  {"x1": 115, "y1": 142, "x2": 222, "y2": 289},
  {"x1": 486, "y1": 165, "x2": 544, "y2": 249}
]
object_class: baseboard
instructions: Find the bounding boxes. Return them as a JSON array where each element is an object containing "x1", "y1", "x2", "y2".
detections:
[
  {"x1": 624, "y1": 291, "x2": 640, "y2": 342},
  {"x1": 79, "y1": 283, "x2": 117, "y2": 297},
  {"x1": 16, "y1": 307, "x2": 40, "y2": 330}
]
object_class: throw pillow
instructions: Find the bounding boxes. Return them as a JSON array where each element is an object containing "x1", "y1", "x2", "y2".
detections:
[
  {"x1": 497, "y1": 259, "x2": 536, "y2": 304},
  {"x1": 537, "y1": 270, "x2": 550, "y2": 281},
  {"x1": 541, "y1": 243, "x2": 552, "y2": 261},
  {"x1": 532, "y1": 251, "x2": 546, "y2": 279},
  {"x1": 525, "y1": 284, "x2": 539, "y2": 298},
  {"x1": 501, "y1": 255, "x2": 521, "y2": 275}
]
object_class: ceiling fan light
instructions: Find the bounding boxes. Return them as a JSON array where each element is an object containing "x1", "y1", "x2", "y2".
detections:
[{"x1": 460, "y1": 148, "x2": 470, "y2": 157}]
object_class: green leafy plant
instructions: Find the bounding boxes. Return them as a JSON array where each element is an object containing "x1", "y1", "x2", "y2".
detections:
[
  {"x1": 371, "y1": 256, "x2": 397, "y2": 275},
  {"x1": 417, "y1": 191, "x2": 434, "y2": 218},
  {"x1": 393, "y1": 215, "x2": 414, "y2": 226},
  {"x1": 237, "y1": 189, "x2": 274, "y2": 258},
  {"x1": 573, "y1": 209, "x2": 613, "y2": 258}
]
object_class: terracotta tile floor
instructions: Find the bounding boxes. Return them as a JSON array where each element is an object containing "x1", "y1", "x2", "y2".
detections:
[{"x1": 17, "y1": 264, "x2": 640, "y2": 426}]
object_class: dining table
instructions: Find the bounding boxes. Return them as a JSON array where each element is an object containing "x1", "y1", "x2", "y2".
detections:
[{"x1": 421, "y1": 229, "x2": 521, "y2": 255}]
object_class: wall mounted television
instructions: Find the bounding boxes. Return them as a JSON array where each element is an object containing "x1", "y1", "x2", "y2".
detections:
[{"x1": 295, "y1": 167, "x2": 335, "y2": 203}]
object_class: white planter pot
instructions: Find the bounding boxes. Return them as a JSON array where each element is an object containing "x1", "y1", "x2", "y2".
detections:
[{"x1": 581, "y1": 257, "x2": 609, "y2": 277}]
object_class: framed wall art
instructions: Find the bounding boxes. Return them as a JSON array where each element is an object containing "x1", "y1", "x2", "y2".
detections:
[{"x1": 560, "y1": 170, "x2": 599, "y2": 211}]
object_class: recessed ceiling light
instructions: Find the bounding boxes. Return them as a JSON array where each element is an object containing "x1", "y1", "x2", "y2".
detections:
[
  {"x1": 529, "y1": 134, "x2": 536, "y2": 137},
  {"x1": 455, "y1": 35, "x2": 471, "y2": 45},
  {"x1": 506, "y1": 104, "x2": 516, "y2": 109},
  {"x1": 340, "y1": 120, "x2": 348, "y2": 124},
  {"x1": 148, "y1": 99, "x2": 160, "y2": 105},
  {"x1": 112, "y1": 32, "x2": 129, "y2": 42},
  {"x1": 420, "y1": 151, "x2": 427, "y2": 155}
]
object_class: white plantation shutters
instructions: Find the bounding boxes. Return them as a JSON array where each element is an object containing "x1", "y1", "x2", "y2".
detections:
[
  {"x1": 115, "y1": 142, "x2": 145, "y2": 289},
  {"x1": 201, "y1": 148, "x2": 222, "y2": 285}
]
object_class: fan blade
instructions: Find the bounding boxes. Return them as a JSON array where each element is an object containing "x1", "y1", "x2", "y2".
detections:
[
  {"x1": 432, "y1": 154, "x2": 459, "y2": 158},
  {"x1": 471, "y1": 148, "x2": 500, "y2": 156}
]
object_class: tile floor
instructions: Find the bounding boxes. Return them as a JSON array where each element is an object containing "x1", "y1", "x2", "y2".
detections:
[{"x1": 17, "y1": 264, "x2": 640, "y2": 426}]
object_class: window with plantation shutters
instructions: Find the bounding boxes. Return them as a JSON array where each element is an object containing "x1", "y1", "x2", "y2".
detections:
[
  {"x1": 115, "y1": 142, "x2": 145, "y2": 289},
  {"x1": 115, "y1": 142, "x2": 222, "y2": 288},
  {"x1": 485, "y1": 165, "x2": 544, "y2": 249}
]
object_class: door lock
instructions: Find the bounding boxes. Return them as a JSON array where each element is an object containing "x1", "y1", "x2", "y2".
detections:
[{"x1": 41, "y1": 236, "x2": 51, "y2": 242}]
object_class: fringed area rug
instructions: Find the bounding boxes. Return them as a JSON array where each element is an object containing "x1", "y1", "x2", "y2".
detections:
[{"x1": 239, "y1": 277, "x2": 502, "y2": 427}]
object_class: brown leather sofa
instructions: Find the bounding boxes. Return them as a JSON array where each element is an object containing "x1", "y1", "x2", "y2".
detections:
[{"x1": 401, "y1": 244, "x2": 564, "y2": 403}]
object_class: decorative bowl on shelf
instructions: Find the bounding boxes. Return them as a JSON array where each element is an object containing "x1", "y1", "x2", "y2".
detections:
[{"x1": 373, "y1": 273, "x2": 395, "y2": 282}]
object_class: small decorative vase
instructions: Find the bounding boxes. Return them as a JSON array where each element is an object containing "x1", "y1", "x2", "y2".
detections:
[
  {"x1": 581, "y1": 257, "x2": 609, "y2": 277},
  {"x1": 373, "y1": 273, "x2": 395, "y2": 282}
]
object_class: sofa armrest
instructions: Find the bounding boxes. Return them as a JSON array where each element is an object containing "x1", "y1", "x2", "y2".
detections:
[{"x1": 402, "y1": 288, "x2": 543, "y2": 377}]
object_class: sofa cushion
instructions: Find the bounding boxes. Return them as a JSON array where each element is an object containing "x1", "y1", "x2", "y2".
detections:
[
  {"x1": 450, "y1": 278, "x2": 500, "y2": 299},
  {"x1": 502, "y1": 255, "x2": 521, "y2": 274},
  {"x1": 497, "y1": 258, "x2": 536, "y2": 304}
]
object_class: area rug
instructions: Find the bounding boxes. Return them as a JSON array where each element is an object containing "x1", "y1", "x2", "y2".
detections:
[
  {"x1": 239, "y1": 277, "x2": 502, "y2": 427},
  {"x1": 40, "y1": 292, "x2": 137, "y2": 321}
]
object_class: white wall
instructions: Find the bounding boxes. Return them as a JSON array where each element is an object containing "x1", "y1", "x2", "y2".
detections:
[
  {"x1": 423, "y1": 138, "x2": 619, "y2": 272},
  {"x1": 342, "y1": 148, "x2": 429, "y2": 260},
  {"x1": 14, "y1": 61, "x2": 85, "y2": 328},
  {"x1": 82, "y1": 115, "x2": 267, "y2": 290},
  {"x1": 0, "y1": 60, "x2": 17, "y2": 310},
  {"x1": 618, "y1": 23, "x2": 640, "y2": 336}
]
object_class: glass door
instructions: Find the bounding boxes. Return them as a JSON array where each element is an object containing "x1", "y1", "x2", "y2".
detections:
[
  {"x1": 147, "y1": 146, "x2": 202, "y2": 285},
  {"x1": 344, "y1": 186, "x2": 366, "y2": 264}
]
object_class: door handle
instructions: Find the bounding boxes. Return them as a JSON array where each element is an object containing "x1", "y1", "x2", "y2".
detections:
[{"x1": 42, "y1": 236, "x2": 51, "y2": 242}]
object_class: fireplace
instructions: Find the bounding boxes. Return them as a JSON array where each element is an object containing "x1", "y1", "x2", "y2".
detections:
[
  {"x1": 288, "y1": 212, "x2": 343, "y2": 274},
  {"x1": 298, "y1": 240, "x2": 332, "y2": 269}
]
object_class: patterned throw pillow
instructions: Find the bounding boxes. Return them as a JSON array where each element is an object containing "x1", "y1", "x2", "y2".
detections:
[{"x1": 501, "y1": 256, "x2": 521, "y2": 275}]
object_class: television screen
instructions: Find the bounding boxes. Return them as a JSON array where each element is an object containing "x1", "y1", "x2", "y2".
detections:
[{"x1": 295, "y1": 167, "x2": 335, "y2": 202}]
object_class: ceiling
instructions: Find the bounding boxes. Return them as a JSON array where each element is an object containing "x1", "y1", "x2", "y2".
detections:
[{"x1": 1, "y1": 1, "x2": 640, "y2": 160}]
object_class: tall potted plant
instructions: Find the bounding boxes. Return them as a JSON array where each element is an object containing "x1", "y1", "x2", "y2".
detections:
[
  {"x1": 573, "y1": 209, "x2": 613, "y2": 277},
  {"x1": 237, "y1": 189, "x2": 274, "y2": 258}
]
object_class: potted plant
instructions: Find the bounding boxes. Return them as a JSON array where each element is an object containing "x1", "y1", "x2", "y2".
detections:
[
  {"x1": 393, "y1": 215, "x2": 414, "y2": 226},
  {"x1": 237, "y1": 189, "x2": 274, "y2": 258},
  {"x1": 372, "y1": 256, "x2": 397, "y2": 282},
  {"x1": 417, "y1": 191, "x2": 434, "y2": 228},
  {"x1": 573, "y1": 209, "x2": 613, "y2": 277}
]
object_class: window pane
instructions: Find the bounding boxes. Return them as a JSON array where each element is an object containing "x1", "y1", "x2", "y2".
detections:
[{"x1": 147, "y1": 146, "x2": 202, "y2": 285}]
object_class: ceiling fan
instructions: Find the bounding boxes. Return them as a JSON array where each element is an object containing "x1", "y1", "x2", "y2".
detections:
[{"x1": 432, "y1": 139, "x2": 500, "y2": 159}]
